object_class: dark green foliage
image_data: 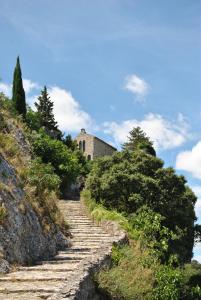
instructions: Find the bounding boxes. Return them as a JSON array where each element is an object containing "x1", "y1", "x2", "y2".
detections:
[
  {"x1": 26, "y1": 107, "x2": 41, "y2": 131},
  {"x1": 32, "y1": 131, "x2": 81, "y2": 194},
  {"x1": 194, "y1": 224, "x2": 201, "y2": 242},
  {"x1": 180, "y1": 262, "x2": 201, "y2": 299},
  {"x1": 35, "y1": 86, "x2": 62, "y2": 139},
  {"x1": 63, "y1": 134, "x2": 90, "y2": 175},
  {"x1": 63, "y1": 134, "x2": 77, "y2": 150},
  {"x1": 123, "y1": 126, "x2": 156, "y2": 156},
  {"x1": 26, "y1": 158, "x2": 61, "y2": 196},
  {"x1": 12, "y1": 57, "x2": 26, "y2": 118},
  {"x1": 129, "y1": 206, "x2": 178, "y2": 261},
  {"x1": 86, "y1": 150, "x2": 196, "y2": 263}
]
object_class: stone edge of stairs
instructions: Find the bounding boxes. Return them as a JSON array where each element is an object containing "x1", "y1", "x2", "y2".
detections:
[{"x1": 49, "y1": 202, "x2": 128, "y2": 300}]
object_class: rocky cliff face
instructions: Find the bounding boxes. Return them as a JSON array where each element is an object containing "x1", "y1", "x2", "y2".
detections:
[{"x1": 0, "y1": 118, "x2": 68, "y2": 272}]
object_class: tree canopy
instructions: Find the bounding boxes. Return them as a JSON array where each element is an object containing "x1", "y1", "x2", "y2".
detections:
[
  {"x1": 35, "y1": 86, "x2": 62, "y2": 139},
  {"x1": 123, "y1": 126, "x2": 156, "y2": 156},
  {"x1": 86, "y1": 150, "x2": 197, "y2": 263},
  {"x1": 12, "y1": 56, "x2": 26, "y2": 118}
]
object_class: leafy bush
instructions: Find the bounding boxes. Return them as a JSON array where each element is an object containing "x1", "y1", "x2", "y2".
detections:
[
  {"x1": 24, "y1": 159, "x2": 68, "y2": 234},
  {"x1": 25, "y1": 158, "x2": 61, "y2": 196},
  {"x1": 86, "y1": 150, "x2": 196, "y2": 263},
  {"x1": 32, "y1": 131, "x2": 81, "y2": 194},
  {"x1": 83, "y1": 191, "x2": 201, "y2": 300},
  {"x1": 153, "y1": 265, "x2": 182, "y2": 300},
  {"x1": 96, "y1": 242, "x2": 155, "y2": 300},
  {"x1": 26, "y1": 108, "x2": 41, "y2": 131}
]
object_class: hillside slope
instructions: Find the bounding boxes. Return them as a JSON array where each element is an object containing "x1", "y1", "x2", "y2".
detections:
[{"x1": 0, "y1": 94, "x2": 68, "y2": 271}]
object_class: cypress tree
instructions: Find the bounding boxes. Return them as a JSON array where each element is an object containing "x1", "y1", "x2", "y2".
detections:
[
  {"x1": 12, "y1": 56, "x2": 26, "y2": 118},
  {"x1": 35, "y1": 86, "x2": 61, "y2": 138}
]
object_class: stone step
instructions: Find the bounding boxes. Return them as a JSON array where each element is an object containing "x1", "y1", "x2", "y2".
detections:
[
  {"x1": 0, "y1": 292, "x2": 52, "y2": 300},
  {"x1": 70, "y1": 224, "x2": 101, "y2": 228},
  {"x1": 72, "y1": 238, "x2": 112, "y2": 243},
  {"x1": 0, "y1": 270, "x2": 74, "y2": 282},
  {"x1": 70, "y1": 228, "x2": 105, "y2": 232},
  {"x1": 0, "y1": 280, "x2": 62, "y2": 294},
  {"x1": 72, "y1": 235, "x2": 112, "y2": 239},
  {"x1": 63, "y1": 247, "x2": 92, "y2": 252},
  {"x1": 70, "y1": 219, "x2": 94, "y2": 225},
  {"x1": 0, "y1": 200, "x2": 117, "y2": 299},
  {"x1": 18, "y1": 261, "x2": 79, "y2": 272}
]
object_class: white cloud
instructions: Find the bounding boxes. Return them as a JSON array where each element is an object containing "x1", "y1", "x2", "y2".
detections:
[
  {"x1": 194, "y1": 242, "x2": 201, "y2": 263},
  {"x1": 0, "y1": 78, "x2": 92, "y2": 133},
  {"x1": 124, "y1": 74, "x2": 149, "y2": 100},
  {"x1": 104, "y1": 113, "x2": 189, "y2": 150},
  {"x1": 176, "y1": 142, "x2": 201, "y2": 179},
  {"x1": 48, "y1": 86, "x2": 92, "y2": 133},
  {"x1": 0, "y1": 82, "x2": 12, "y2": 96},
  {"x1": 191, "y1": 186, "x2": 201, "y2": 198},
  {"x1": 0, "y1": 79, "x2": 40, "y2": 97},
  {"x1": 193, "y1": 255, "x2": 201, "y2": 263},
  {"x1": 195, "y1": 200, "x2": 201, "y2": 220},
  {"x1": 191, "y1": 186, "x2": 201, "y2": 220},
  {"x1": 23, "y1": 79, "x2": 41, "y2": 94}
]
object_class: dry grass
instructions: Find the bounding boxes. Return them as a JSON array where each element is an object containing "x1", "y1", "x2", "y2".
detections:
[
  {"x1": 96, "y1": 242, "x2": 155, "y2": 300},
  {"x1": 25, "y1": 187, "x2": 69, "y2": 235},
  {"x1": 0, "y1": 203, "x2": 8, "y2": 225},
  {"x1": 0, "y1": 104, "x2": 69, "y2": 236}
]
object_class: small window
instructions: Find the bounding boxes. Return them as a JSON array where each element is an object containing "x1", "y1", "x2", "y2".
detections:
[
  {"x1": 83, "y1": 140, "x2": 86, "y2": 152},
  {"x1": 79, "y1": 141, "x2": 82, "y2": 150},
  {"x1": 87, "y1": 155, "x2": 91, "y2": 161}
]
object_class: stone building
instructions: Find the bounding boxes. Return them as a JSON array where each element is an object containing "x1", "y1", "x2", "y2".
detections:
[{"x1": 75, "y1": 129, "x2": 117, "y2": 160}]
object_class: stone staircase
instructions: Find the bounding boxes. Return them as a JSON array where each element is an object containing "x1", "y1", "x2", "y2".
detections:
[{"x1": 0, "y1": 200, "x2": 125, "y2": 300}]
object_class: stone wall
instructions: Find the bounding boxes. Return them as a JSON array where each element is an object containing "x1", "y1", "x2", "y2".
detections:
[
  {"x1": 75, "y1": 129, "x2": 116, "y2": 160},
  {"x1": 0, "y1": 121, "x2": 68, "y2": 270},
  {"x1": 93, "y1": 137, "x2": 116, "y2": 159},
  {"x1": 76, "y1": 133, "x2": 95, "y2": 160},
  {"x1": 0, "y1": 154, "x2": 68, "y2": 268}
]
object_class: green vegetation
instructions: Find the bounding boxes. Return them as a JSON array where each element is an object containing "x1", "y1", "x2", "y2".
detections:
[
  {"x1": 35, "y1": 86, "x2": 62, "y2": 139},
  {"x1": 84, "y1": 128, "x2": 201, "y2": 299},
  {"x1": 12, "y1": 56, "x2": 26, "y2": 118},
  {"x1": 122, "y1": 126, "x2": 156, "y2": 156},
  {"x1": 32, "y1": 131, "x2": 81, "y2": 195},
  {"x1": 25, "y1": 159, "x2": 68, "y2": 234},
  {"x1": 86, "y1": 149, "x2": 196, "y2": 263},
  {"x1": 83, "y1": 192, "x2": 201, "y2": 299},
  {"x1": 2, "y1": 57, "x2": 201, "y2": 298},
  {"x1": 1, "y1": 57, "x2": 89, "y2": 197},
  {"x1": 0, "y1": 56, "x2": 91, "y2": 234}
]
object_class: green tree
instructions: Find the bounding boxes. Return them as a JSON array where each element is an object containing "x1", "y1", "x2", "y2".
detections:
[
  {"x1": 35, "y1": 86, "x2": 62, "y2": 139},
  {"x1": 26, "y1": 107, "x2": 41, "y2": 131},
  {"x1": 85, "y1": 150, "x2": 197, "y2": 263},
  {"x1": 12, "y1": 56, "x2": 26, "y2": 118},
  {"x1": 123, "y1": 126, "x2": 156, "y2": 156},
  {"x1": 32, "y1": 131, "x2": 81, "y2": 195},
  {"x1": 63, "y1": 134, "x2": 77, "y2": 151}
]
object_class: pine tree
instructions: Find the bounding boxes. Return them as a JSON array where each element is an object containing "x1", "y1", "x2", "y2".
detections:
[
  {"x1": 12, "y1": 56, "x2": 26, "y2": 118},
  {"x1": 35, "y1": 86, "x2": 61, "y2": 138},
  {"x1": 123, "y1": 126, "x2": 156, "y2": 156}
]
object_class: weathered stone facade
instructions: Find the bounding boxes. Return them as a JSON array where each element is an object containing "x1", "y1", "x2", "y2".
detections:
[{"x1": 75, "y1": 129, "x2": 116, "y2": 160}]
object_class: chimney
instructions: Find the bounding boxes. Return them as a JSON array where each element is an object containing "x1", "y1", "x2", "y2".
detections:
[{"x1": 81, "y1": 128, "x2": 86, "y2": 134}]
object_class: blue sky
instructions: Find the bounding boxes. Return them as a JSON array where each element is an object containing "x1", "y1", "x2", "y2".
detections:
[{"x1": 1, "y1": 0, "x2": 201, "y2": 260}]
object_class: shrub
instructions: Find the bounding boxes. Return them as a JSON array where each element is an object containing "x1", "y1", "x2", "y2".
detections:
[
  {"x1": 25, "y1": 159, "x2": 68, "y2": 234},
  {"x1": 96, "y1": 242, "x2": 155, "y2": 300},
  {"x1": 85, "y1": 150, "x2": 196, "y2": 263},
  {"x1": 32, "y1": 131, "x2": 81, "y2": 194}
]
